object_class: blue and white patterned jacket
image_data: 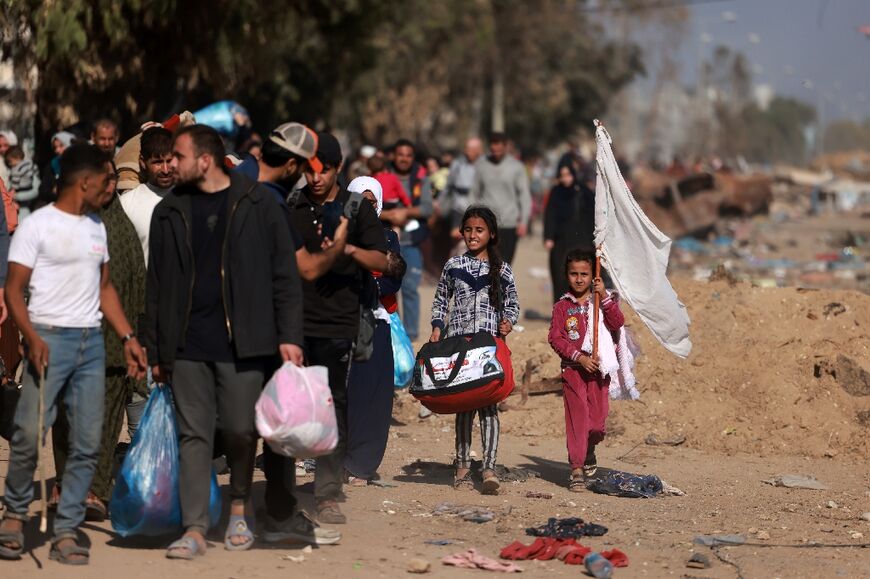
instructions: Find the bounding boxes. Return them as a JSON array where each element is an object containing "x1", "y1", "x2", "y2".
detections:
[{"x1": 431, "y1": 253, "x2": 520, "y2": 338}]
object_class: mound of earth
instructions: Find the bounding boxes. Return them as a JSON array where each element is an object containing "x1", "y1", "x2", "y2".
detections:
[{"x1": 503, "y1": 279, "x2": 870, "y2": 459}]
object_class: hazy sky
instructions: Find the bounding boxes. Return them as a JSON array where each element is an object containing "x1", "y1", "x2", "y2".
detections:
[{"x1": 685, "y1": 0, "x2": 869, "y2": 121}]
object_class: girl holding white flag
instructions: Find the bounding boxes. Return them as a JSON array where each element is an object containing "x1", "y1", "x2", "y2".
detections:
[{"x1": 548, "y1": 250, "x2": 631, "y2": 492}]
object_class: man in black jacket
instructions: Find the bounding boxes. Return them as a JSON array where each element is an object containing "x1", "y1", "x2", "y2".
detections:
[{"x1": 144, "y1": 125, "x2": 330, "y2": 558}]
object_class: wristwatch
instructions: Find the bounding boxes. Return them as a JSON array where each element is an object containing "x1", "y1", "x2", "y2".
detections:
[{"x1": 121, "y1": 333, "x2": 136, "y2": 344}]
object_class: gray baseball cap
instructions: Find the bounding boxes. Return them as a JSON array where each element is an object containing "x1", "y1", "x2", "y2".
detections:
[{"x1": 268, "y1": 122, "x2": 322, "y2": 173}]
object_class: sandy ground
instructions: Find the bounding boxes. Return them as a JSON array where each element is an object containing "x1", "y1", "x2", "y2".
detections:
[{"x1": 1, "y1": 219, "x2": 869, "y2": 578}]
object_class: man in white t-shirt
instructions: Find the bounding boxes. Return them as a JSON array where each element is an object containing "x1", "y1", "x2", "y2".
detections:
[
  {"x1": 120, "y1": 126, "x2": 175, "y2": 263},
  {"x1": 0, "y1": 144, "x2": 147, "y2": 566}
]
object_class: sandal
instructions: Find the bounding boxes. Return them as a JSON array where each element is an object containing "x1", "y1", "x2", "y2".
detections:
[
  {"x1": 345, "y1": 471, "x2": 368, "y2": 487},
  {"x1": 166, "y1": 535, "x2": 206, "y2": 560},
  {"x1": 0, "y1": 526, "x2": 24, "y2": 560},
  {"x1": 481, "y1": 469, "x2": 500, "y2": 495},
  {"x1": 453, "y1": 470, "x2": 474, "y2": 491},
  {"x1": 569, "y1": 470, "x2": 585, "y2": 493},
  {"x1": 224, "y1": 515, "x2": 254, "y2": 551},
  {"x1": 49, "y1": 537, "x2": 89, "y2": 566},
  {"x1": 85, "y1": 493, "x2": 107, "y2": 522},
  {"x1": 583, "y1": 449, "x2": 597, "y2": 478}
]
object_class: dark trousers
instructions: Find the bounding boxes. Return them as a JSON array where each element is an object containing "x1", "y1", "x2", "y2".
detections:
[
  {"x1": 344, "y1": 321, "x2": 394, "y2": 480},
  {"x1": 500, "y1": 228, "x2": 519, "y2": 265},
  {"x1": 549, "y1": 243, "x2": 573, "y2": 303},
  {"x1": 306, "y1": 337, "x2": 352, "y2": 501},
  {"x1": 171, "y1": 358, "x2": 265, "y2": 533}
]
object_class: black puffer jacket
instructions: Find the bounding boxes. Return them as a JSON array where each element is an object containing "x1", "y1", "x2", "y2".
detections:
[{"x1": 144, "y1": 172, "x2": 303, "y2": 370}]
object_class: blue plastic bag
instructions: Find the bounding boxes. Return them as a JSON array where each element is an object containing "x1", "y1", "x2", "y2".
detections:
[
  {"x1": 192, "y1": 100, "x2": 250, "y2": 139},
  {"x1": 110, "y1": 386, "x2": 222, "y2": 537},
  {"x1": 390, "y1": 312, "x2": 415, "y2": 389}
]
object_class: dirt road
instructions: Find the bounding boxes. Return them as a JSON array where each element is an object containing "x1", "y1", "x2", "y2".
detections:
[{"x1": 1, "y1": 227, "x2": 868, "y2": 578}]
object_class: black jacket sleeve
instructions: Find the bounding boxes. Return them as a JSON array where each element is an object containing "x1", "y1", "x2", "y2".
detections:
[
  {"x1": 543, "y1": 187, "x2": 558, "y2": 241},
  {"x1": 266, "y1": 197, "x2": 305, "y2": 347},
  {"x1": 143, "y1": 207, "x2": 163, "y2": 364}
]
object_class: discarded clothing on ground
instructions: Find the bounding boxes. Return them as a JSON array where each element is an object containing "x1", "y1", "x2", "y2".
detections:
[
  {"x1": 495, "y1": 464, "x2": 541, "y2": 482},
  {"x1": 525, "y1": 517, "x2": 608, "y2": 539},
  {"x1": 586, "y1": 470, "x2": 664, "y2": 498},
  {"x1": 501, "y1": 538, "x2": 628, "y2": 568},
  {"x1": 466, "y1": 460, "x2": 540, "y2": 482},
  {"x1": 433, "y1": 502, "x2": 501, "y2": 523},
  {"x1": 442, "y1": 548, "x2": 523, "y2": 572}
]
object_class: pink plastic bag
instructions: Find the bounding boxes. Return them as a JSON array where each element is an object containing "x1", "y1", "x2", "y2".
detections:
[{"x1": 255, "y1": 363, "x2": 338, "y2": 458}]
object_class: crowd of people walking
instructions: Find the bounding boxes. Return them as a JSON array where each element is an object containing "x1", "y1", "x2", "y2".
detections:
[{"x1": 0, "y1": 113, "x2": 608, "y2": 566}]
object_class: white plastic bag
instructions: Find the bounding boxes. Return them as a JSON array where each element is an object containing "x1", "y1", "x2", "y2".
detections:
[{"x1": 255, "y1": 363, "x2": 337, "y2": 458}]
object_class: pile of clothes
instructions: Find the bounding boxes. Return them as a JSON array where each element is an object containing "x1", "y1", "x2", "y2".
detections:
[{"x1": 501, "y1": 538, "x2": 628, "y2": 568}]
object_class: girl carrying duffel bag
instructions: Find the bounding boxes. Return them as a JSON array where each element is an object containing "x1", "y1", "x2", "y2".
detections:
[
  {"x1": 410, "y1": 331, "x2": 514, "y2": 414},
  {"x1": 417, "y1": 206, "x2": 521, "y2": 496}
]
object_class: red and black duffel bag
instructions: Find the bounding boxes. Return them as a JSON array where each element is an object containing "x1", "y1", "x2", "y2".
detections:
[{"x1": 410, "y1": 332, "x2": 514, "y2": 414}]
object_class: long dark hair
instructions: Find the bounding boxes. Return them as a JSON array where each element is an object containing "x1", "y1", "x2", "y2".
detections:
[{"x1": 462, "y1": 206, "x2": 503, "y2": 313}]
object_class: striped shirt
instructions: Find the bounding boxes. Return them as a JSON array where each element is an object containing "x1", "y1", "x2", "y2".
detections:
[{"x1": 431, "y1": 253, "x2": 520, "y2": 337}]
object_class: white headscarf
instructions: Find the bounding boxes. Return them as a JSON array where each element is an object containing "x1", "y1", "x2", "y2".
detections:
[
  {"x1": 347, "y1": 176, "x2": 383, "y2": 216},
  {"x1": 0, "y1": 130, "x2": 18, "y2": 147},
  {"x1": 52, "y1": 131, "x2": 75, "y2": 149}
]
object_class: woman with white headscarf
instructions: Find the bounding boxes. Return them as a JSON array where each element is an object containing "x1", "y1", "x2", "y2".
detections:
[
  {"x1": 37, "y1": 131, "x2": 76, "y2": 208},
  {"x1": 343, "y1": 176, "x2": 406, "y2": 486}
]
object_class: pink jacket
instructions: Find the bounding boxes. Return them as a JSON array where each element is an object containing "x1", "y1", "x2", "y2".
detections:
[{"x1": 548, "y1": 292, "x2": 624, "y2": 365}]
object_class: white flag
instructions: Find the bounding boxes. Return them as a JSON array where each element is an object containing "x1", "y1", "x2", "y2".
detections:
[{"x1": 593, "y1": 121, "x2": 692, "y2": 358}]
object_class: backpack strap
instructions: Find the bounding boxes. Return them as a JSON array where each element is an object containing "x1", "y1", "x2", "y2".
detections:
[
  {"x1": 343, "y1": 191, "x2": 364, "y2": 220},
  {"x1": 286, "y1": 188, "x2": 302, "y2": 208}
]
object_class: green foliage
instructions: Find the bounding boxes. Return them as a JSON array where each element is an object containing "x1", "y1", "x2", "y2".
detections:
[
  {"x1": 3, "y1": 0, "x2": 642, "y2": 156},
  {"x1": 735, "y1": 97, "x2": 816, "y2": 165},
  {"x1": 823, "y1": 119, "x2": 870, "y2": 153}
]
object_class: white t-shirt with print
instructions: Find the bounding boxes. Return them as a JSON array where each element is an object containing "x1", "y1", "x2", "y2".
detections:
[
  {"x1": 120, "y1": 182, "x2": 170, "y2": 264},
  {"x1": 9, "y1": 204, "x2": 109, "y2": 328}
]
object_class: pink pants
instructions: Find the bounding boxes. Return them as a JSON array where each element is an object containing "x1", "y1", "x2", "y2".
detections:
[{"x1": 562, "y1": 366, "x2": 609, "y2": 469}]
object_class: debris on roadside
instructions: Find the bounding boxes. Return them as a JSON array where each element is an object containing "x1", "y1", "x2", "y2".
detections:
[{"x1": 762, "y1": 474, "x2": 828, "y2": 490}]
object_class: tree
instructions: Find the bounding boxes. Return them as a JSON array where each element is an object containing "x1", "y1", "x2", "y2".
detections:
[
  {"x1": 735, "y1": 97, "x2": 816, "y2": 165},
  {"x1": 823, "y1": 119, "x2": 870, "y2": 153},
  {"x1": 1, "y1": 0, "x2": 385, "y2": 159},
  {"x1": 337, "y1": 0, "x2": 644, "y2": 154},
  {"x1": 2, "y1": 0, "x2": 644, "y2": 161}
]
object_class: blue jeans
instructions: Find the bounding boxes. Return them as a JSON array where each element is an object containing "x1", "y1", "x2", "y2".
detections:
[
  {"x1": 3, "y1": 325, "x2": 105, "y2": 540},
  {"x1": 401, "y1": 244, "x2": 423, "y2": 340}
]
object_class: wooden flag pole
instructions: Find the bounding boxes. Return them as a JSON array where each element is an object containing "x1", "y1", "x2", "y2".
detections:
[
  {"x1": 593, "y1": 253, "x2": 601, "y2": 358},
  {"x1": 37, "y1": 368, "x2": 48, "y2": 532}
]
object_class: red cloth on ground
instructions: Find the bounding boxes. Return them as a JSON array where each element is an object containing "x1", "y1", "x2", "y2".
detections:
[{"x1": 601, "y1": 548, "x2": 629, "y2": 568}]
